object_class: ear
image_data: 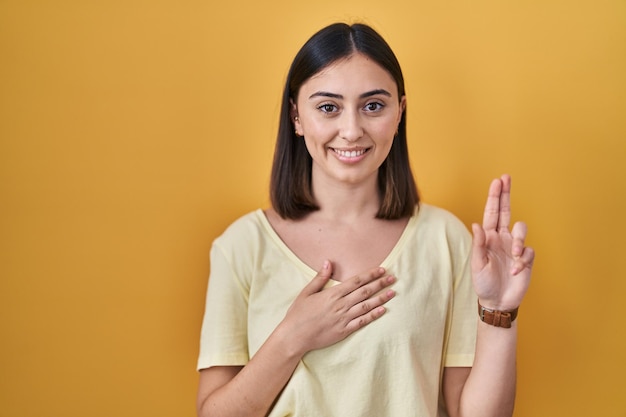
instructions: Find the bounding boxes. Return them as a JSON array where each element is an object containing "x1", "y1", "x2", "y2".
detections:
[
  {"x1": 397, "y1": 96, "x2": 407, "y2": 125},
  {"x1": 290, "y1": 98, "x2": 302, "y2": 136}
]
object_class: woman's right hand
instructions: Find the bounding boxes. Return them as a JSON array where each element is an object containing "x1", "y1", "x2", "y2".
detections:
[
  {"x1": 197, "y1": 262, "x2": 395, "y2": 417},
  {"x1": 280, "y1": 260, "x2": 396, "y2": 356}
]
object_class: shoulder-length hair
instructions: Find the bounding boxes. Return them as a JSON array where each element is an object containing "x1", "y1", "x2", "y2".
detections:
[{"x1": 270, "y1": 22, "x2": 419, "y2": 220}]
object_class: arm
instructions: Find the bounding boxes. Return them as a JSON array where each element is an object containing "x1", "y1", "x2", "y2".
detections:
[
  {"x1": 444, "y1": 174, "x2": 535, "y2": 417},
  {"x1": 196, "y1": 261, "x2": 397, "y2": 417}
]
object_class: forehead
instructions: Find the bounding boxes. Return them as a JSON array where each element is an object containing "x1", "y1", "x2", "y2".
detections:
[{"x1": 300, "y1": 53, "x2": 398, "y2": 97}]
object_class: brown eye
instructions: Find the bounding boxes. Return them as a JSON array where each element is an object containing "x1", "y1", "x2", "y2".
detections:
[
  {"x1": 318, "y1": 103, "x2": 338, "y2": 113},
  {"x1": 364, "y1": 102, "x2": 384, "y2": 112}
]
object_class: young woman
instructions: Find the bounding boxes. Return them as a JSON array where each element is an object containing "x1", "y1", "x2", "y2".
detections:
[{"x1": 196, "y1": 23, "x2": 534, "y2": 417}]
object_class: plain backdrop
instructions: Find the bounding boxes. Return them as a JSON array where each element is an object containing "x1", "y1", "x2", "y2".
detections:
[{"x1": 1, "y1": 1, "x2": 625, "y2": 416}]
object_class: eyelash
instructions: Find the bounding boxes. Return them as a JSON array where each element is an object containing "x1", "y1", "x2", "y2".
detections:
[
  {"x1": 316, "y1": 101, "x2": 386, "y2": 114},
  {"x1": 318, "y1": 103, "x2": 338, "y2": 113},
  {"x1": 364, "y1": 102, "x2": 385, "y2": 112}
]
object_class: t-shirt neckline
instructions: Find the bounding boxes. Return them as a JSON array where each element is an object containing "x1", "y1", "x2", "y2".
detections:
[{"x1": 254, "y1": 206, "x2": 420, "y2": 281}]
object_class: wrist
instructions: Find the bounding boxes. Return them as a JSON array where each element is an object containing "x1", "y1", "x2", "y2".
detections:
[
  {"x1": 477, "y1": 300, "x2": 519, "y2": 328},
  {"x1": 274, "y1": 320, "x2": 308, "y2": 360}
]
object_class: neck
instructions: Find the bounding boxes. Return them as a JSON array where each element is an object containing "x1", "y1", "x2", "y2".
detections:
[{"x1": 310, "y1": 171, "x2": 380, "y2": 222}]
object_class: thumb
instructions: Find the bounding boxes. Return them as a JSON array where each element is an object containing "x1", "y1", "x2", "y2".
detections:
[
  {"x1": 471, "y1": 223, "x2": 488, "y2": 269},
  {"x1": 301, "y1": 260, "x2": 333, "y2": 295}
]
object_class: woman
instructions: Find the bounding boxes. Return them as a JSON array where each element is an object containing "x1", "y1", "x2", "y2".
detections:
[{"x1": 197, "y1": 22, "x2": 534, "y2": 417}]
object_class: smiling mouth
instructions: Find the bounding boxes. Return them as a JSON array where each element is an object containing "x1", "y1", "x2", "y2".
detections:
[{"x1": 330, "y1": 148, "x2": 370, "y2": 158}]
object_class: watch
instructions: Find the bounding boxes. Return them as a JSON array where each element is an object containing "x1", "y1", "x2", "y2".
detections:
[{"x1": 478, "y1": 301, "x2": 519, "y2": 328}]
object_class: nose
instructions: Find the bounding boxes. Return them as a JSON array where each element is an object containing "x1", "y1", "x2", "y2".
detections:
[{"x1": 338, "y1": 110, "x2": 364, "y2": 142}]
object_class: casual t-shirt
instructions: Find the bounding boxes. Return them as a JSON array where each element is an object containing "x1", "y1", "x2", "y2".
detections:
[{"x1": 198, "y1": 204, "x2": 477, "y2": 416}]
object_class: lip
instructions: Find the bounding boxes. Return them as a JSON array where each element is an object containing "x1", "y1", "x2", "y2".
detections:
[{"x1": 329, "y1": 147, "x2": 371, "y2": 162}]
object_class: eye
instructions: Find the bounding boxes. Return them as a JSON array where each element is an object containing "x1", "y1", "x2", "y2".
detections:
[
  {"x1": 317, "y1": 103, "x2": 339, "y2": 114},
  {"x1": 364, "y1": 101, "x2": 385, "y2": 112}
]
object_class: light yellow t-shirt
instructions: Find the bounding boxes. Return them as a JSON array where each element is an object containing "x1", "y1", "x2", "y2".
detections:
[{"x1": 198, "y1": 204, "x2": 477, "y2": 416}]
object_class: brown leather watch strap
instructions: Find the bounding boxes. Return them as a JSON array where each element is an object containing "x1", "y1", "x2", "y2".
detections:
[{"x1": 478, "y1": 301, "x2": 519, "y2": 328}]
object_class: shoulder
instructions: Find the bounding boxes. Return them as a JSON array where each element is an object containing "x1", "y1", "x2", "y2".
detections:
[
  {"x1": 410, "y1": 204, "x2": 472, "y2": 254},
  {"x1": 414, "y1": 204, "x2": 469, "y2": 234},
  {"x1": 219, "y1": 209, "x2": 264, "y2": 235},
  {"x1": 213, "y1": 209, "x2": 268, "y2": 250},
  {"x1": 209, "y1": 209, "x2": 276, "y2": 278}
]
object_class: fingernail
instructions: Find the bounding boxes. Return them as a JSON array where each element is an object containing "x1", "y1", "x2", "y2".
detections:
[
  {"x1": 387, "y1": 275, "x2": 396, "y2": 283},
  {"x1": 323, "y1": 260, "x2": 329, "y2": 270}
]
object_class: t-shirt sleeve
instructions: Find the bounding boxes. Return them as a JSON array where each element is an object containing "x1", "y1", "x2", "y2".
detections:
[
  {"x1": 197, "y1": 241, "x2": 250, "y2": 370},
  {"x1": 443, "y1": 225, "x2": 478, "y2": 367}
]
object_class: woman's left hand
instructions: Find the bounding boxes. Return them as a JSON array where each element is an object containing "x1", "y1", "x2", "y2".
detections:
[{"x1": 471, "y1": 174, "x2": 535, "y2": 311}]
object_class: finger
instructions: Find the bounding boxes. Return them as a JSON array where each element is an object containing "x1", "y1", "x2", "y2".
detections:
[
  {"x1": 511, "y1": 221, "x2": 527, "y2": 257},
  {"x1": 345, "y1": 303, "x2": 389, "y2": 333},
  {"x1": 347, "y1": 284, "x2": 396, "y2": 319},
  {"x1": 472, "y1": 222, "x2": 486, "y2": 249},
  {"x1": 337, "y1": 266, "x2": 387, "y2": 297},
  {"x1": 344, "y1": 274, "x2": 396, "y2": 306},
  {"x1": 482, "y1": 178, "x2": 503, "y2": 231},
  {"x1": 498, "y1": 174, "x2": 512, "y2": 232},
  {"x1": 301, "y1": 260, "x2": 333, "y2": 296},
  {"x1": 471, "y1": 223, "x2": 488, "y2": 270},
  {"x1": 511, "y1": 246, "x2": 535, "y2": 275}
]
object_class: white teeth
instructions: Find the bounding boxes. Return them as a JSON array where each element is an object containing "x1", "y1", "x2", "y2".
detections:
[{"x1": 334, "y1": 149, "x2": 366, "y2": 157}]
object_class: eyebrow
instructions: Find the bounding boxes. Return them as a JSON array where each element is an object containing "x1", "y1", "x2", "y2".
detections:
[{"x1": 308, "y1": 89, "x2": 392, "y2": 100}]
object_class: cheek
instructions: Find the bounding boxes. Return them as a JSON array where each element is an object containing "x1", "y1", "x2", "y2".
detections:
[
  {"x1": 302, "y1": 136, "x2": 326, "y2": 158},
  {"x1": 372, "y1": 120, "x2": 398, "y2": 142},
  {"x1": 301, "y1": 121, "x2": 334, "y2": 143}
]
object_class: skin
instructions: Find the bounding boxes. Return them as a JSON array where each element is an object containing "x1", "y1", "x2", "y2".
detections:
[
  {"x1": 445, "y1": 174, "x2": 535, "y2": 417},
  {"x1": 293, "y1": 54, "x2": 405, "y2": 192},
  {"x1": 283, "y1": 53, "x2": 408, "y2": 281},
  {"x1": 197, "y1": 52, "x2": 535, "y2": 417}
]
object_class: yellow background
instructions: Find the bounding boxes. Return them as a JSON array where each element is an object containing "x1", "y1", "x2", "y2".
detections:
[{"x1": 1, "y1": 1, "x2": 624, "y2": 416}]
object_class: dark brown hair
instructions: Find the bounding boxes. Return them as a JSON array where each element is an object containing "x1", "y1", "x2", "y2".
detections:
[{"x1": 270, "y1": 23, "x2": 419, "y2": 219}]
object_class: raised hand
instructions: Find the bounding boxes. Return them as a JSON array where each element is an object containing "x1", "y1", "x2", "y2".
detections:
[
  {"x1": 281, "y1": 261, "x2": 396, "y2": 356},
  {"x1": 471, "y1": 175, "x2": 535, "y2": 311}
]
